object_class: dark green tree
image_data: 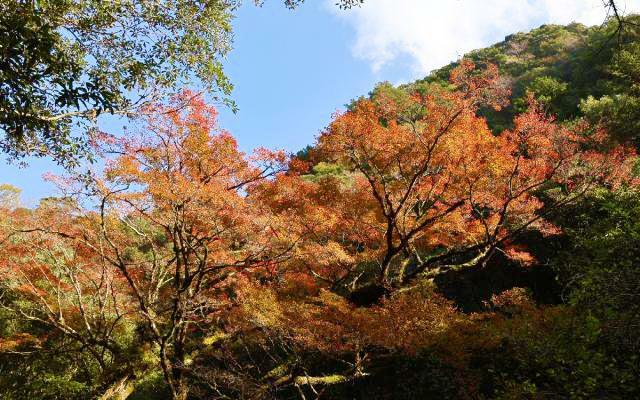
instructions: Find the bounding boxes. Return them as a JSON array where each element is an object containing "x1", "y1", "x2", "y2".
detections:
[
  {"x1": 0, "y1": 0, "x2": 363, "y2": 166},
  {"x1": 1, "y1": 0, "x2": 239, "y2": 165}
]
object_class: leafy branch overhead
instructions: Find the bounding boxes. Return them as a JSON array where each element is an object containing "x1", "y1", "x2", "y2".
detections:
[
  {"x1": 0, "y1": 0, "x2": 239, "y2": 165},
  {"x1": 0, "y1": 0, "x2": 364, "y2": 166}
]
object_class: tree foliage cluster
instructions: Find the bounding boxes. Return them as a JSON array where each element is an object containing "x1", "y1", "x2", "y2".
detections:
[
  {"x1": 412, "y1": 15, "x2": 640, "y2": 146},
  {"x1": 0, "y1": 0, "x2": 361, "y2": 166}
]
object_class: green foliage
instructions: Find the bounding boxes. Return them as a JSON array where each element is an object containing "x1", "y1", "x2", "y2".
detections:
[
  {"x1": 1, "y1": 0, "x2": 237, "y2": 165},
  {"x1": 0, "y1": 1, "x2": 107, "y2": 165},
  {"x1": 580, "y1": 40, "x2": 640, "y2": 145},
  {"x1": 487, "y1": 309, "x2": 639, "y2": 399},
  {"x1": 468, "y1": 188, "x2": 640, "y2": 399},
  {"x1": 411, "y1": 16, "x2": 640, "y2": 139},
  {"x1": 581, "y1": 94, "x2": 640, "y2": 145},
  {"x1": 552, "y1": 189, "x2": 640, "y2": 355},
  {"x1": 302, "y1": 161, "x2": 355, "y2": 186},
  {"x1": 517, "y1": 75, "x2": 568, "y2": 114},
  {"x1": 129, "y1": 371, "x2": 171, "y2": 400},
  {"x1": 0, "y1": 344, "x2": 96, "y2": 400}
]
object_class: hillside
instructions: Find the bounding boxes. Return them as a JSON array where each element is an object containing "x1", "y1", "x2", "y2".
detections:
[{"x1": 401, "y1": 16, "x2": 640, "y2": 142}]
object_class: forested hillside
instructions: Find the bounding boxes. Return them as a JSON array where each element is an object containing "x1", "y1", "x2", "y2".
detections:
[
  {"x1": 403, "y1": 15, "x2": 640, "y2": 143},
  {"x1": 1, "y1": 8, "x2": 639, "y2": 400}
]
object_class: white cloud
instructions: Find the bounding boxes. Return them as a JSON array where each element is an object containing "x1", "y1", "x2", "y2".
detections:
[{"x1": 329, "y1": 0, "x2": 640, "y2": 78}]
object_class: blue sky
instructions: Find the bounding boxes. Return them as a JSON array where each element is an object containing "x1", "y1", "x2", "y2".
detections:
[{"x1": 3, "y1": 0, "x2": 639, "y2": 205}]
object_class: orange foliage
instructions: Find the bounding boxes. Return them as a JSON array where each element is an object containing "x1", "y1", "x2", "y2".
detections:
[
  {"x1": 268, "y1": 62, "x2": 637, "y2": 289},
  {"x1": 0, "y1": 66, "x2": 637, "y2": 398}
]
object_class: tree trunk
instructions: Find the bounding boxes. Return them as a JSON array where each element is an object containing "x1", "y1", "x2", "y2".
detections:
[
  {"x1": 172, "y1": 381, "x2": 189, "y2": 400},
  {"x1": 99, "y1": 374, "x2": 136, "y2": 400}
]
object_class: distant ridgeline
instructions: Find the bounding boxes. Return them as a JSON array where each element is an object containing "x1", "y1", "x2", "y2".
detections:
[{"x1": 380, "y1": 16, "x2": 640, "y2": 145}]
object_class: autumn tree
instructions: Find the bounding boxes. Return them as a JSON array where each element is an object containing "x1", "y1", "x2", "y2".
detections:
[
  {"x1": 0, "y1": 197, "x2": 139, "y2": 398},
  {"x1": 270, "y1": 61, "x2": 637, "y2": 302},
  {"x1": 214, "y1": 61, "x2": 638, "y2": 397},
  {"x1": 0, "y1": 93, "x2": 294, "y2": 399}
]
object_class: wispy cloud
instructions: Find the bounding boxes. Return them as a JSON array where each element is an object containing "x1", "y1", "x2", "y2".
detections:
[{"x1": 328, "y1": 0, "x2": 640, "y2": 78}]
